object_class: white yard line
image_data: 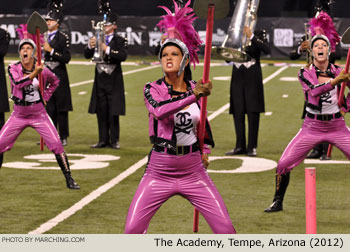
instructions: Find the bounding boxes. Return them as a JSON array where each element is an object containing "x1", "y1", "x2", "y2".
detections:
[
  {"x1": 28, "y1": 156, "x2": 149, "y2": 234},
  {"x1": 263, "y1": 65, "x2": 288, "y2": 84},
  {"x1": 70, "y1": 65, "x2": 159, "y2": 87},
  {"x1": 208, "y1": 65, "x2": 289, "y2": 118},
  {"x1": 208, "y1": 103, "x2": 230, "y2": 121},
  {"x1": 28, "y1": 65, "x2": 288, "y2": 234},
  {"x1": 69, "y1": 79, "x2": 94, "y2": 87}
]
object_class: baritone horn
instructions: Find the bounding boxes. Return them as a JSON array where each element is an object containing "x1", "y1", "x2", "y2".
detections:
[
  {"x1": 91, "y1": 20, "x2": 106, "y2": 63},
  {"x1": 212, "y1": 0, "x2": 260, "y2": 62}
]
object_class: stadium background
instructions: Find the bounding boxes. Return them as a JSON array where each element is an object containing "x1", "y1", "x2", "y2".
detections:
[
  {"x1": 0, "y1": 0, "x2": 349, "y2": 234},
  {"x1": 2, "y1": 0, "x2": 350, "y2": 17},
  {"x1": 2, "y1": 0, "x2": 350, "y2": 58}
]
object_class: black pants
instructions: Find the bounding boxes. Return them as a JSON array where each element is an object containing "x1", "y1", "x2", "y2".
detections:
[
  {"x1": 46, "y1": 100, "x2": 69, "y2": 139},
  {"x1": 233, "y1": 112, "x2": 260, "y2": 150},
  {"x1": 313, "y1": 142, "x2": 329, "y2": 154},
  {"x1": 96, "y1": 80, "x2": 119, "y2": 144}
]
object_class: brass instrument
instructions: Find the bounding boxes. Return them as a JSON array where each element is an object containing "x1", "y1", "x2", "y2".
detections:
[
  {"x1": 304, "y1": 23, "x2": 312, "y2": 64},
  {"x1": 212, "y1": 0, "x2": 260, "y2": 62},
  {"x1": 91, "y1": 20, "x2": 106, "y2": 63}
]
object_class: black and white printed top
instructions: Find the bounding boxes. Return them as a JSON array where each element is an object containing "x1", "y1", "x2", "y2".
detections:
[{"x1": 174, "y1": 103, "x2": 200, "y2": 146}]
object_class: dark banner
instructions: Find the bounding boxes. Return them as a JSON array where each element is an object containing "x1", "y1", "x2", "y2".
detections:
[
  {"x1": 256, "y1": 17, "x2": 350, "y2": 59},
  {"x1": 1, "y1": 15, "x2": 350, "y2": 59}
]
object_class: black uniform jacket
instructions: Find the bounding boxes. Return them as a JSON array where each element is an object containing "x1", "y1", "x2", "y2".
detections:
[
  {"x1": 84, "y1": 34, "x2": 128, "y2": 115},
  {"x1": 229, "y1": 31, "x2": 270, "y2": 114},
  {"x1": 44, "y1": 31, "x2": 73, "y2": 111},
  {"x1": 0, "y1": 28, "x2": 9, "y2": 113}
]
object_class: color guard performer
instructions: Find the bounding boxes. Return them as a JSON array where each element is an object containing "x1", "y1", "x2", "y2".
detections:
[
  {"x1": 0, "y1": 26, "x2": 80, "y2": 190},
  {"x1": 124, "y1": 0, "x2": 236, "y2": 234},
  {"x1": 265, "y1": 28, "x2": 350, "y2": 212}
]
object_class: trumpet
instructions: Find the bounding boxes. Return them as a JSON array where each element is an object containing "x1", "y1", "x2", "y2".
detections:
[
  {"x1": 91, "y1": 20, "x2": 106, "y2": 63},
  {"x1": 304, "y1": 23, "x2": 312, "y2": 65}
]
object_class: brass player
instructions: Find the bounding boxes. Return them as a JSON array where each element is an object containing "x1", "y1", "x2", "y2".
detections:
[
  {"x1": 43, "y1": 0, "x2": 73, "y2": 146},
  {"x1": 84, "y1": 1, "x2": 128, "y2": 150}
]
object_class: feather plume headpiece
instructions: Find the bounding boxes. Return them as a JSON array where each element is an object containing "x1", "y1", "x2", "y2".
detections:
[
  {"x1": 157, "y1": 0, "x2": 202, "y2": 68},
  {"x1": 309, "y1": 11, "x2": 340, "y2": 52},
  {"x1": 16, "y1": 24, "x2": 44, "y2": 45}
]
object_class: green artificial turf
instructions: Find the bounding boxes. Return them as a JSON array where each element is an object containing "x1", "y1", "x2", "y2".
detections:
[{"x1": 0, "y1": 57, "x2": 349, "y2": 234}]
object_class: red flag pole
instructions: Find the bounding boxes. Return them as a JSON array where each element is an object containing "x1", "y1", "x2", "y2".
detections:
[
  {"x1": 35, "y1": 27, "x2": 45, "y2": 151},
  {"x1": 193, "y1": 3, "x2": 215, "y2": 233},
  {"x1": 327, "y1": 48, "x2": 350, "y2": 158},
  {"x1": 326, "y1": 144, "x2": 332, "y2": 158}
]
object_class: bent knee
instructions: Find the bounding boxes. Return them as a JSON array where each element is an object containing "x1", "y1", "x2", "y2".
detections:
[
  {"x1": 46, "y1": 142, "x2": 64, "y2": 155},
  {"x1": 124, "y1": 223, "x2": 146, "y2": 234},
  {"x1": 277, "y1": 159, "x2": 293, "y2": 175},
  {"x1": 211, "y1": 221, "x2": 236, "y2": 234},
  {"x1": 0, "y1": 144, "x2": 13, "y2": 154}
]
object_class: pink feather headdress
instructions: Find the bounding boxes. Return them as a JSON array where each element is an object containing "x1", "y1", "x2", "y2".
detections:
[
  {"x1": 16, "y1": 24, "x2": 44, "y2": 45},
  {"x1": 157, "y1": 0, "x2": 202, "y2": 68},
  {"x1": 309, "y1": 11, "x2": 340, "y2": 52}
]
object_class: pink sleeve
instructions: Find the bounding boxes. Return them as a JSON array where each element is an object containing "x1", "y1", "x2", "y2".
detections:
[
  {"x1": 144, "y1": 83, "x2": 197, "y2": 120},
  {"x1": 8, "y1": 65, "x2": 32, "y2": 89},
  {"x1": 299, "y1": 69, "x2": 333, "y2": 97}
]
